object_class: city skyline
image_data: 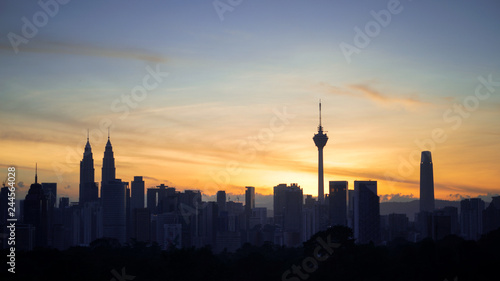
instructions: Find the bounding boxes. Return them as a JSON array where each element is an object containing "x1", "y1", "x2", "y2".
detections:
[
  {"x1": 1, "y1": 0, "x2": 500, "y2": 203},
  {"x1": 2, "y1": 101, "x2": 500, "y2": 203}
]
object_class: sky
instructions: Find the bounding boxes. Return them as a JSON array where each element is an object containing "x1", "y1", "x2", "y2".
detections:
[{"x1": 1, "y1": 0, "x2": 499, "y2": 204}]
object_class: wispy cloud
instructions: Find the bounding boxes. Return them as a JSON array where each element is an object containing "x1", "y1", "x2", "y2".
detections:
[
  {"x1": 349, "y1": 84, "x2": 424, "y2": 107},
  {"x1": 0, "y1": 40, "x2": 168, "y2": 63},
  {"x1": 319, "y1": 82, "x2": 427, "y2": 109}
]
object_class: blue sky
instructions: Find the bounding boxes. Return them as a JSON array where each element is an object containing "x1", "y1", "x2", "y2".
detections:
[{"x1": 1, "y1": 0, "x2": 499, "y2": 202}]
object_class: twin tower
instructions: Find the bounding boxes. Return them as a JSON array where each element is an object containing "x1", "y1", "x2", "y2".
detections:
[{"x1": 79, "y1": 133, "x2": 116, "y2": 205}]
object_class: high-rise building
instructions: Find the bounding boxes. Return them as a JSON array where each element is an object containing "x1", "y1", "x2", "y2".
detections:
[
  {"x1": 353, "y1": 180, "x2": 380, "y2": 244},
  {"x1": 217, "y1": 190, "x2": 226, "y2": 213},
  {"x1": 313, "y1": 101, "x2": 328, "y2": 204},
  {"x1": 23, "y1": 166, "x2": 49, "y2": 248},
  {"x1": 441, "y1": 206, "x2": 459, "y2": 235},
  {"x1": 131, "y1": 176, "x2": 145, "y2": 211},
  {"x1": 386, "y1": 213, "x2": 409, "y2": 242},
  {"x1": 101, "y1": 133, "x2": 116, "y2": 187},
  {"x1": 42, "y1": 183, "x2": 57, "y2": 209},
  {"x1": 1, "y1": 186, "x2": 10, "y2": 248},
  {"x1": 244, "y1": 186, "x2": 255, "y2": 229},
  {"x1": 249, "y1": 207, "x2": 267, "y2": 229},
  {"x1": 273, "y1": 183, "x2": 303, "y2": 246},
  {"x1": 101, "y1": 179, "x2": 127, "y2": 244},
  {"x1": 483, "y1": 196, "x2": 500, "y2": 234},
  {"x1": 81, "y1": 200, "x2": 103, "y2": 245},
  {"x1": 347, "y1": 189, "x2": 355, "y2": 229},
  {"x1": 147, "y1": 187, "x2": 159, "y2": 214},
  {"x1": 131, "y1": 208, "x2": 150, "y2": 242},
  {"x1": 79, "y1": 134, "x2": 98, "y2": 205},
  {"x1": 100, "y1": 135, "x2": 126, "y2": 244},
  {"x1": 460, "y1": 198, "x2": 485, "y2": 240},
  {"x1": 273, "y1": 184, "x2": 287, "y2": 229},
  {"x1": 41, "y1": 182, "x2": 57, "y2": 247},
  {"x1": 245, "y1": 186, "x2": 255, "y2": 213},
  {"x1": 59, "y1": 197, "x2": 69, "y2": 209},
  {"x1": 420, "y1": 151, "x2": 435, "y2": 212},
  {"x1": 329, "y1": 181, "x2": 347, "y2": 227}
]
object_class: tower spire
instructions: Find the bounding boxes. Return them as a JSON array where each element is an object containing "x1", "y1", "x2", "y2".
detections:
[
  {"x1": 35, "y1": 163, "x2": 38, "y2": 184},
  {"x1": 319, "y1": 99, "x2": 322, "y2": 127},
  {"x1": 108, "y1": 127, "x2": 110, "y2": 140},
  {"x1": 313, "y1": 100, "x2": 328, "y2": 204},
  {"x1": 87, "y1": 128, "x2": 89, "y2": 142}
]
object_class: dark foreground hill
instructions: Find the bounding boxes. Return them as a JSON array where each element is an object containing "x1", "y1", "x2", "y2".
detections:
[{"x1": 1, "y1": 226, "x2": 500, "y2": 281}]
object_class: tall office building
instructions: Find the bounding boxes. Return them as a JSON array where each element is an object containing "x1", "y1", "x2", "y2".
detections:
[
  {"x1": 81, "y1": 200, "x2": 103, "y2": 245},
  {"x1": 147, "y1": 187, "x2": 159, "y2": 214},
  {"x1": 59, "y1": 197, "x2": 69, "y2": 209},
  {"x1": 245, "y1": 186, "x2": 255, "y2": 214},
  {"x1": 420, "y1": 151, "x2": 435, "y2": 212},
  {"x1": 41, "y1": 182, "x2": 57, "y2": 247},
  {"x1": 329, "y1": 181, "x2": 347, "y2": 226},
  {"x1": 101, "y1": 179, "x2": 127, "y2": 244},
  {"x1": 42, "y1": 183, "x2": 57, "y2": 209},
  {"x1": 386, "y1": 213, "x2": 409, "y2": 242},
  {"x1": 100, "y1": 134, "x2": 126, "y2": 243},
  {"x1": 0, "y1": 186, "x2": 9, "y2": 248},
  {"x1": 432, "y1": 209, "x2": 453, "y2": 240},
  {"x1": 460, "y1": 198, "x2": 485, "y2": 240},
  {"x1": 273, "y1": 183, "x2": 303, "y2": 246},
  {"x1": 313, "y1": 101, "x2": 328, "y2": 204},
  {"x1": 273, "y1": 184, "x2": 287, "y2": 229},
  {"x1": 353, "y1": 180, "x2": 380, "y2": 244},
  {"x1": 483, "y1": 196, "x2": 500, "y2": 234},
  {"x1": 131, "y1": 208, "x2": 150, "y2": 242},
  {"x1": 101, "y1": 133, "x2": 116, "y2": 187},
  {"x1": 74, "y1": 144, "x2": 102, "y2": 246},
  {"x1": 23, "y1": 166, "x2": 49, "y2": 248},
  {"x1": 243, "y1": 186, "x2": 255, "y2": 230},
  {"x1": 79, "y1": 134, "x2": 98, "y2": 204},
  {"x1": 131, "y1": 176, "x2": 145, "y2": 211},
  {"x1": 217, "y1": 190, "x2": 226, "y2": 213}
]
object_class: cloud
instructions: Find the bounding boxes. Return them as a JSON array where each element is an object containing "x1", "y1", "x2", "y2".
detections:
[
  {"x1": 478, "y1": 193, "x2": 500, "y2": 202},
  {"x1": 349, "y1": 84, "x2": 426, "y2": 107},
  {"x1": 17, "y1": 181, "x2": 25, "y2": 188},
  {"x1": 319, "y1": 82, "x2": 426, "y2": 108},
  {"x1": 379, "y1": 193, "x2": 416, "y2": 202},
  {"x1": 0, "y1": 40, "x2": 167, "y2": 63}
]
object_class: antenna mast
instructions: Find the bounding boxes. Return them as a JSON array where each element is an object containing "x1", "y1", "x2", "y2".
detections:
[{"x1": 319, "y1": 99, "x2": 322, "y2": 127}]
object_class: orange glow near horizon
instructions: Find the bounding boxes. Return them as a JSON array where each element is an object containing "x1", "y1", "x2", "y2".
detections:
[{"x1": 2, "y1": 116, "x2": 498, "y2": 204}]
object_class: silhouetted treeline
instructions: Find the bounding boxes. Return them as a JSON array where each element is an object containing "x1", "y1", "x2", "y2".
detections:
[{"x1": 2, "y1": 226, "x2": 500, "y2": 281}]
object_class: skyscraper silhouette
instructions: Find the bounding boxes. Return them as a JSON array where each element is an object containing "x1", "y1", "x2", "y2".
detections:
[
  {"x1": 217, "y1": 190, "x2": 226, "y2": 213},
  {"x1": 329, "y1": 181, "x2": 347, "y2": 226},
  {"x1": 23, "y1": 165, "x2": 49, "y2": 248},
  {"x1": 100, "y1": 133, "x2": 126, "y2": 243},
  {"x1": 131, "y1": 176, "x2": 145, "y2": 210},
  {"x1": 79, "y1": 132, "x2": 98, "y2": 204},
  {"x1": 245, "y1": 186, "x2": 255, "y2": 229},
  {"x1": 273, "y1": 183, "x2": 303, "y2": 246},
  {"x1": 353, "y1": 180, "x2": 380, "y2": 244},
  {"x1": 419, "y1": 151, "x2": 435, "y2": 212},
  {"x1": 313, "y1": 101, "x2": 328, "y2": 204},
  {"x1": 245, "y1": 186, "x2": 255, "y2": 213},
  {"x1": 101, "y1": 179, "x2": 127, "y2": 244},
  {"x1": 101, "y1": 131, "x2": 116, "y2": 187},
  {"x1": 460, "y1": 198, "x2": 485, "y2": 240}
]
